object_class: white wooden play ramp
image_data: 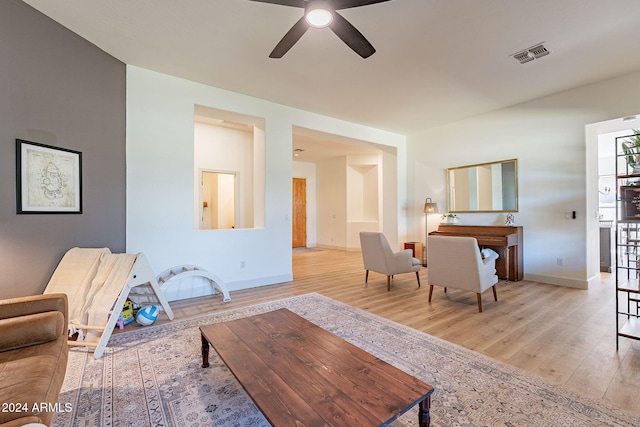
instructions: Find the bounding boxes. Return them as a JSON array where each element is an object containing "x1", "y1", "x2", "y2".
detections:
[
  {"x1": 155, "y1": 265, "x2": 231, "y2": 303},
  {"x1": 44, "y1": 248, "x2": 174, "y2": 359}
]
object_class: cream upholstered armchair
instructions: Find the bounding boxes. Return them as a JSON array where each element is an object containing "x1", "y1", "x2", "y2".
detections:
[
  {"x1": 427, "y1": 235, "x2": 498, "y2": 312},
  {"x1": 359, "y1": 232, "x2": 422, "y2": 291}
]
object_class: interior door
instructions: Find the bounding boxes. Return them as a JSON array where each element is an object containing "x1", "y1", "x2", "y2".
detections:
[{"x1": 292, "y1": 178, "x2": 306, "y2": 247}]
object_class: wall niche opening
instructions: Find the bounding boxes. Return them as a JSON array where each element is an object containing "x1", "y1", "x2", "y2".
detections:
[{"x1": 194, "y1": 105, "x2": 265, "y2": 230}]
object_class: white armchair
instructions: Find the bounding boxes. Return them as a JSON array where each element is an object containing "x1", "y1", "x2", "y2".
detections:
[
  {"x1": 427, "y1": 235, "x2": 498, "y2": 312},
  {"x1": 359, "y1": 232, "x2": 422, "y2": 291}
]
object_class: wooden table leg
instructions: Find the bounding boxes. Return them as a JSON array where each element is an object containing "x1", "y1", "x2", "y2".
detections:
[
  {"x1": 504, "y1": 247, "x2": 511, "y2": 281},
  {"x1": 418, "y1": 395, "x2": 431, "y2": 427},
  {"x1": 201, "y1": 333, "x2": 210, "y2": 368}
]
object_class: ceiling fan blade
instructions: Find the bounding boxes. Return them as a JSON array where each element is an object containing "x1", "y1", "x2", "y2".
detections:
[
  {"x1": 248, "y1": 0, "x2": 306, "y2": 7},
  {"x1": 329, "y1": 12, "x2": 375, "y2": 58},
  {"x1": 332, "y1": 0, "x2": 390, "y2": 10},
  {"x1": 269, "y1": 16, "x2": 310, "y2": 58}
]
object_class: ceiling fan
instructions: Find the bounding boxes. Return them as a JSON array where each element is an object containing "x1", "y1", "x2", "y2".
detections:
[{"x1": 249, "y1": 0, "x2": 390, "y2": 59}]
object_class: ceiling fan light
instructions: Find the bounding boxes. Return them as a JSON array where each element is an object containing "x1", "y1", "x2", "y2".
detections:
[{"x1": 305, "y1": 2, "x2": 333, "y2": 28}]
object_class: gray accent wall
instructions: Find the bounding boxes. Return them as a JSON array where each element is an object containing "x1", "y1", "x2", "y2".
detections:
[{"x1": 0, "y1": 0, "x2": 126, "y2": 298}]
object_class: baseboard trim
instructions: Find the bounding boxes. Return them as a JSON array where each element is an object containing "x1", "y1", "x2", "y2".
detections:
[
  {"x1": 315, "y1": 244, "x2": 363, "y2": 252},
  {"x1": 226, "y1": 274, "x2": 293, "y2": 291},
  {"x1": 165, "y1": 273, "x2": 293, "y2": 302},
  {"x1": 524, "y1": 273, "x2": 588, "y2": 289}
]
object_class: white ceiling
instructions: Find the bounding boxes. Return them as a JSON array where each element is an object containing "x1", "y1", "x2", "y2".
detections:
[
  {"x1": 23, "y1": 0, "x2": 640, "y2": 138},
  {"x1": 292, "y1": 126, "x2": 389, "y2": 162}
]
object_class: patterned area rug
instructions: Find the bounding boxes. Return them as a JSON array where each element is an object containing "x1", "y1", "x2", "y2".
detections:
[{"x1": 53, "y1": 293, "x2": 639, "y2": 427}]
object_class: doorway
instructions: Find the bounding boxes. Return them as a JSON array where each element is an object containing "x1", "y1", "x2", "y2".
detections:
[
  {"x1": 587, "y1": 115, "x2": 639, "y2": 283},
  {"x1": 292, "y1": 178, "x2": 306, "y2": 247},
  {"x1": 201, "y1": 170, "x2": 238, "y2": 229}
]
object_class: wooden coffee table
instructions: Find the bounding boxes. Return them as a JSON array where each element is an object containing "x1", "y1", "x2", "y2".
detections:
[{"x1": 200, "y1": 308, "x2": 434, "y2": 426}]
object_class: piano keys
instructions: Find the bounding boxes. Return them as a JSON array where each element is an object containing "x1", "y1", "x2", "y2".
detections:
[{"x1": 429, "y1": 225, "x2": 523, "y2": 281}]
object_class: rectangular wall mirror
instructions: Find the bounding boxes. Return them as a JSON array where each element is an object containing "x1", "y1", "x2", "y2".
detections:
[{"x1": 447, "y1": 159, "x2": 518, "y2": 213}]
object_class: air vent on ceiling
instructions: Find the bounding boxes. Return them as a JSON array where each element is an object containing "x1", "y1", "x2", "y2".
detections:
[
  {"x1": 529, "y1": 44, "x2": 549, "y2": 58},
  {"x1": 512, "y1": 43, "x2": 550, "y2": 64},
  {"x1": 513, "y1": 50, "x2": 534, "y2": 64}
]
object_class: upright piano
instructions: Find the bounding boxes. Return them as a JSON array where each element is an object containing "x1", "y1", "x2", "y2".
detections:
[{"x1": 429, "y1": 225, "x2": 523, "y2": 281}]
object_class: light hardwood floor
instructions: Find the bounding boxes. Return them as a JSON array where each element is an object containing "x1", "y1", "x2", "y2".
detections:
[{"x1": 150, "y1": 248, "x2": 640, "y2": 418}]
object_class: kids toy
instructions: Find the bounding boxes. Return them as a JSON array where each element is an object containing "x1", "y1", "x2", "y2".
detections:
[
  {"x1": 136, "y1": 305, "x2": 159, "y2": 326},
  {"x1": 112, "y1": 299, "x2": 135, "y2": 330}
]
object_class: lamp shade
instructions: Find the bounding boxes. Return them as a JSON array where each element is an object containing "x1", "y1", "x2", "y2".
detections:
[{"x1": 423, "y1": 197, "x2": 438, "y2": 214}]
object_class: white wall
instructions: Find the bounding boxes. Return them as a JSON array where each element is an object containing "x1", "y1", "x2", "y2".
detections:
[
  {"x1": 408, "y1": 71, "x2": 640, "y2": 288},
  {"x1": 126, "y1": 66, "x2": 407, "y2": 300},
  {"x1": 317, "y1": 156, "x2": 347, "y2": 249},
  {"x1": 315, "y1": 154, "x2": 389, "y2": 251},
  {"x1": 382, "y1": 149, "x2": 401, "y2": 247},
  {"x1": 347, "y1": 155, "x2": 382, "y2": 250}
]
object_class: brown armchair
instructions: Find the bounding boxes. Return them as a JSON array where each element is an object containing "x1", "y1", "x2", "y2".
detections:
[{"x1": 0, "y1": 293, "x2": 69, "y2": 427}]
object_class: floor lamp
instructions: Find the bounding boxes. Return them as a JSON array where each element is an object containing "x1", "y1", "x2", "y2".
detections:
[{"x1": 423, "y1": 198, "x2": 439, "y2": 266}]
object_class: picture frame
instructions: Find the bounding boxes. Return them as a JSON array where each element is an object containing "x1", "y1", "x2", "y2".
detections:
[
  {"x1": 620, "y1": 185, "x2": 640, "y2": 221},
  {"x1": 16, "y1": 139, "x2": 82, "y2": 214}
]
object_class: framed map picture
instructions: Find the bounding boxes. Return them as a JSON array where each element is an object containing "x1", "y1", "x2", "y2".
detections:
[{"x1": 16, "y1": 139, "x2": 82, "y2": 214}]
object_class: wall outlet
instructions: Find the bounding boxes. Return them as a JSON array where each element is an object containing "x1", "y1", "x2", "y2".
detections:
[
  {"x1": 557, "y1": 257, "x2": 564, "y2": 266},
  {"x1": 240, "y1": 261, "x2": 245, "y2": 268}
]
